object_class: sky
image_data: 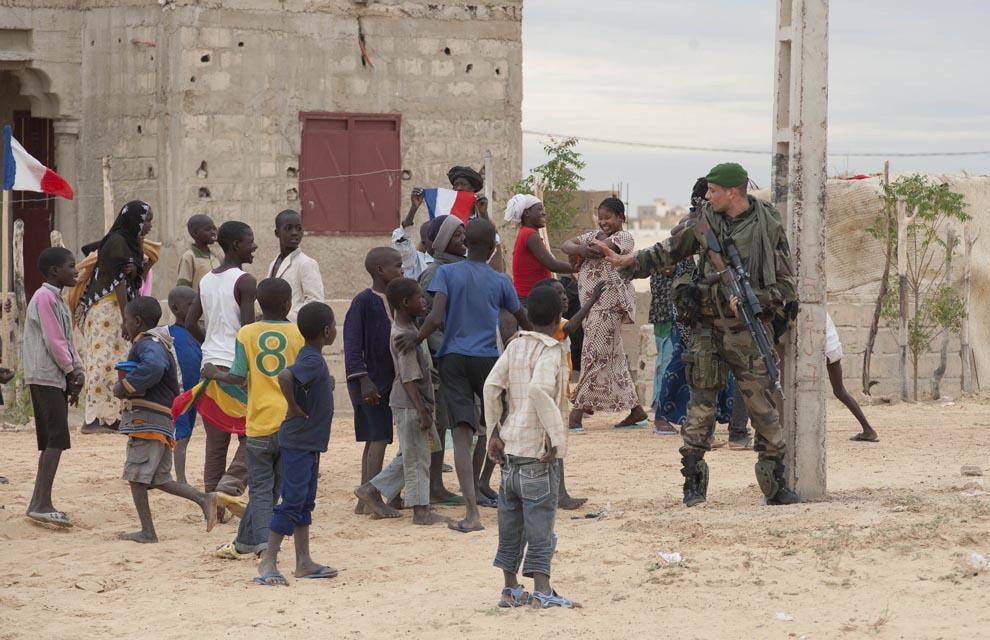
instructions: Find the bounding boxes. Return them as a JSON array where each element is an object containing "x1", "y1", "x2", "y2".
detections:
[{"x1": 521, "y1": 0, "x2": 990, "y2": 211}]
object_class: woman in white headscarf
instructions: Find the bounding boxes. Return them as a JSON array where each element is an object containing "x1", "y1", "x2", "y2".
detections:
[{"x1": 504, "y1": 194, "x2": 574, "y2": 302}]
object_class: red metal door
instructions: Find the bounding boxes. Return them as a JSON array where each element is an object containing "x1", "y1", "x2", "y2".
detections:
[
  {"x1": 12, "y1": 111, "x2": 55, "y2": 297},
  {"x1": 299, "y1": 112, "x2": 400, "y2": 235}
]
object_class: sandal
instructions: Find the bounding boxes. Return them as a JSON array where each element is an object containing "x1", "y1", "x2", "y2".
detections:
[
  {"x1": 530, "y1": 589, "x2": 578, "y2": 609},
  {"x1": 498, "y1": 584, "x2": 530, "y2": 608},
  {"x1": 613, "y1": 419, "x2": 648, "y2": 430},
  {"x1": 27, "y1": 510, "x2": 73, "y2": 528},
  {"x1": 568, "y1": 425, "x2": 585, "y2": 434},
  {"x1": 477, "y1": 495, "x2": 498, "y2": 509},
  {"x1": 253, "y1": 571, "x2": 288, "y2": 587},
  {"x1": 213, "y1": 541, "x2": 252, "y2": 560}
]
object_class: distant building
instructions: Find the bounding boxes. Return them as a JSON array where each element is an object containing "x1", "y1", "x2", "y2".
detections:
[{"x1": 630, "y1": 197, "x2": 686, "y2": 231}]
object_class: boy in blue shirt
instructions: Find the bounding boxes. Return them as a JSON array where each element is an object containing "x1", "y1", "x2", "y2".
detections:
[
  {"x1": 255, "y1": 301, "x2": 337, "y2": 586},
  {"x1": 113, "y1": 296, "x2": 219, "y2": 543},
  {"x1": 399, "y1": 219, "x2": 531, "y2": 534},
  {"x1": 166, "y1": 286, "x2": 202, "y2": 486}
]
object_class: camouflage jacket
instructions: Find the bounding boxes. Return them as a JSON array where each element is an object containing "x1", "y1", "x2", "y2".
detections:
[{"x1": 625, "y1": 197, "x2": 796, "y2": 321}]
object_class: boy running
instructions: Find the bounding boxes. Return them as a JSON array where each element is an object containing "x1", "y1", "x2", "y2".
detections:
[{"x1": 114, "y1": 296, "x2": 218, "y2": 542}]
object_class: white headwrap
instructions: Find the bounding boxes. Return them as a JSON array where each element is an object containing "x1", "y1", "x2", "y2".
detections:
[{"x1": 503, "y1": 194, "x2": 542, "y2": 226}]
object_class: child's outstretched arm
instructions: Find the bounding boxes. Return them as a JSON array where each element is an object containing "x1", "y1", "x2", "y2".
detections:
[
  {"x1": 563, "y1": 281, "x2": 605, "y2": 336},
  {"x1": 278, "y1": 369, "x2": 306, "y2": 418}
]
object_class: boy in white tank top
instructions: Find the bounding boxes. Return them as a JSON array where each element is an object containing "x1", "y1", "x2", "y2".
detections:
[{"x1": 185, "y1": 222, "x2": 258, "y2": 505}]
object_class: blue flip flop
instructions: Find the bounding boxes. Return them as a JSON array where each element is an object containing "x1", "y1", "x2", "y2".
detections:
[
  {"x1": 253, "y1": 571, "x2": 288, "y2": 586},
  {"x1": 613, "y1": 419, "x2": 649, "y2": 430},
  {"x1": 296, "y1": 565, "x2": 338, "y2": 579},
  {"x1": 477, "y1": 495, "x2": 498, "y2": 509}
]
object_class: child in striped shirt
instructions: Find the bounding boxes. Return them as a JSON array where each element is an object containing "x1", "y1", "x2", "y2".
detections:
[{"x1": 113, "y1": 296, "x2": 218, "y2": 543}]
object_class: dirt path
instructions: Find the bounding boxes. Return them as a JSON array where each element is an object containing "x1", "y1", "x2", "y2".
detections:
[{"x1": 2, "y1": 397, "x2": 989, "y2": 639}]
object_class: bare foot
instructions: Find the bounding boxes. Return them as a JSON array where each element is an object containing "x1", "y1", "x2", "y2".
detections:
[
  {"x1": 413, "y1": 507, "x2": 448, "y2": 526},
  {"x1": 850, "y1": 431, "x2": 880, "y2": 442},
  {"x1": 558, "y1": 496, "x2": 588, "y2": 511},
  {"x1": 354, "y1": 499, "x2": 369, "y2": 515},
  {"x1": 203, "y1": 493, "x2": 219, "y2": 532},
  {"x1": 388, "y1": 495, "x2": 404, "y2": 510},
  {"x1": 479, "y1": 485, "x2": 498, "y2": 501},
  {"x1": 355, "y1": 484, "x2": 401, "y2": 519},
  {"x1": 119, "y1": 531, "x2": 158, "y2": 544}
]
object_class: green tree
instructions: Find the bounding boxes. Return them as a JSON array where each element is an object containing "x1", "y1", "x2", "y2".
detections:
[
  {"x1": 510, "y1": 137, "x2": 586, "y2": 232},
  {"x1": 877, "y1": 175, "x2": 969, "y2": 400}
]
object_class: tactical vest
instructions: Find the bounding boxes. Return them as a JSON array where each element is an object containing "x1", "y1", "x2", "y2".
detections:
[{"x1": 695, "y1": 198, "x2": 785, "y2": 320}]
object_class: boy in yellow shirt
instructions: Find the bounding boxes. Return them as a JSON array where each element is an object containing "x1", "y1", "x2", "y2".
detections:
[{"x1": 203, "y1": 278, "x2": 304, "y2": 559}]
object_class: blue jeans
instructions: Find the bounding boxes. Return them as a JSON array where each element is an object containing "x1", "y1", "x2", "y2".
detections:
[
  {"x1": 235, "y1": 433, "x2": 281, "y2": 550},
  {"x1": 653, "y1": 329, "x2": 675, "y2": 410},
  {"x1": 271, "y1": 447, "x2": 320, "y2": 536},
  {"x1": 494, "y1": 456, "x2": 560, "y2": 578}
]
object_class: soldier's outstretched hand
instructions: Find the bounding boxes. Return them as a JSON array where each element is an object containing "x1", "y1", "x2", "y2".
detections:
[{"x1": 593, "y1": 240, "x2": 635, "y2": 268}]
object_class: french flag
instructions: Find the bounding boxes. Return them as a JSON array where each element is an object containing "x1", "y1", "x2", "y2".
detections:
[
  {"x1": 423, "y1": 188, "x2": 476, "y2": 223},
  {"x1": 2, "y1": 124, "x2": 74, "y2": 199}
]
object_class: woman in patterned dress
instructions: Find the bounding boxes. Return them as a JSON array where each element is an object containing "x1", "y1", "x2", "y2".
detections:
[
  {"x1": 69, "y1": 201, "x2": 154, "y2": 434},
  {"x1": 561, "y1": 197, "x2": 649, "y2": 431}
]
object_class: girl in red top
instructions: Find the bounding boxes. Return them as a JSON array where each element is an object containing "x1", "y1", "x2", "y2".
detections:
[{"x1": 504, "y1": 194, "x2": 574, "y2": 301}]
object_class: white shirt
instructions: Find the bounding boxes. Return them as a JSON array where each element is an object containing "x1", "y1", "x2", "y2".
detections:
[
  {"x1": 484, "y1": 331, "x2": 569, "y2": 459},
  {"x1": 391, "y1": 226, "x2": 433, "y2": 280},
  {"x1": 268, "y1": 248, "x2": 326, "y2": 322},
  {"x1": 199, "y1": 267, "x2": 247, "y2": 367}
]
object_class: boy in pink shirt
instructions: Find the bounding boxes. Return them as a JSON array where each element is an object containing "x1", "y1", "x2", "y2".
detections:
[{"x1": 22, "y1": 247, "x2": 84, "y2": 528}]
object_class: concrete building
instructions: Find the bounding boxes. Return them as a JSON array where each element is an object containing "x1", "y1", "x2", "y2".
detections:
[
  {"x1": 630, "y1": 197, "x2": 686, "y2": 232},
  {"x1": 1, "y1": 0, "x2": 523, "y2": 298}
]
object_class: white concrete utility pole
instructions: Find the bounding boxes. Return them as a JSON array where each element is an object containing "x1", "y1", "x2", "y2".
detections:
[{"x1": 771, "y1": 0, "x2": 829, "y2": 500}]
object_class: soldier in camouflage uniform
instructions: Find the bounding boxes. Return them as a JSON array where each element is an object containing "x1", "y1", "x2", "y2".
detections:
[{"x1": 596, "y1": 163, "x2": 801, "y2": 507}]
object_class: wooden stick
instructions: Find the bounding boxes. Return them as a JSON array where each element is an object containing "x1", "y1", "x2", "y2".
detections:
[
  {"x1": 483, "y1": 150, "x2": 493, "y2": 208},
  {"x1": 861, "y1": 161, "x2": 891, "y2": 396},
  {"x1": 1, "y1": 190, "x2": 8, "y2": 365},
  {"x1": 896, "y1": 198, "x2": 909, "y2": 401},
  {"x1": 960, "y1": 222, "x2": 978, "y2": 393},
  {"x1": 102, "y1": 156, "x2": 114, "y2": 231},
  {"x1": 931, "y1": 226, "x2": 956, "y2": 400}
]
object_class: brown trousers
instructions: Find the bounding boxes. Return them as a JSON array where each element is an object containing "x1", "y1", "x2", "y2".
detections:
[{"x1": 203, "y1": 420, "x2": 248, "y2": 496}]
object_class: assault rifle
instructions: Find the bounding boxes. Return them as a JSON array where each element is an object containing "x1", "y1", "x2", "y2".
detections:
[{"x1": 692, "y1": 215, "x2": 783, "y2": 400}]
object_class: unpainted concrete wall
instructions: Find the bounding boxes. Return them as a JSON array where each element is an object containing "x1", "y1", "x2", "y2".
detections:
[{"x1": 3, "y1": 1, "x2": 522, "y2": 300}]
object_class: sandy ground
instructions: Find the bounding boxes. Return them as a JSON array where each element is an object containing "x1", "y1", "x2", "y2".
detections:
[{"x1": 2, "y1": 397, "x2": 990, "y2": 640}]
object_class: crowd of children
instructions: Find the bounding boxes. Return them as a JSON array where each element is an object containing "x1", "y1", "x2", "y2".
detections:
[{"x1": 10, "y1": 172, "x2": 595, "y2": 607}]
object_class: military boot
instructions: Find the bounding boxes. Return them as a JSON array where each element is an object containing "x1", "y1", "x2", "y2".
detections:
[
  {"x1": 754, "y1": 458, "x2": 802, "y2": 506},
  {"x1": 680, "y1": 454, "x2": 709, "y2": 507}
]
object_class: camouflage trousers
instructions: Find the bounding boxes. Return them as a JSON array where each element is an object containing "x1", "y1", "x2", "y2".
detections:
[{"x1": 680, "y1": 321, "x2": 785, "y2": 460}]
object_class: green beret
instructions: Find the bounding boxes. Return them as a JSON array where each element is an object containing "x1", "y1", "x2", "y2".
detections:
[{"x1": 705, "y1": 162, "x2": 748, "y2": 188}]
